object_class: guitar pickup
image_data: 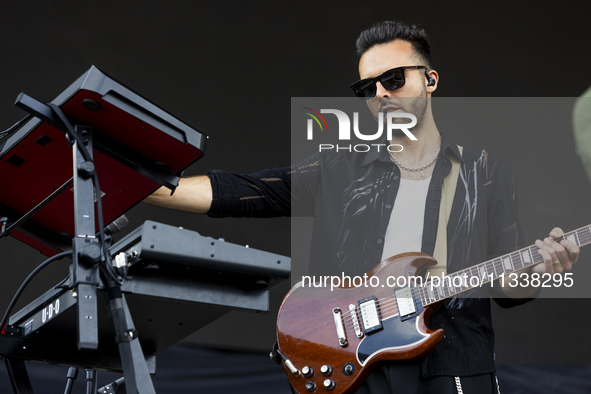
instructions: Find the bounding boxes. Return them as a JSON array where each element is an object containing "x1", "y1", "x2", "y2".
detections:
[
  {"x1": 395, "y1": 287, "x2": 419, "y2": 321},
  {"x1": 358, "y1": 296, "x2": 382, "y2": 334}
]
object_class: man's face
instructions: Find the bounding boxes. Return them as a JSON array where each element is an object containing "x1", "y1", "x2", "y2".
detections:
[{"x1": 358, "y1": 39, "x2": 435, "y2": 133}]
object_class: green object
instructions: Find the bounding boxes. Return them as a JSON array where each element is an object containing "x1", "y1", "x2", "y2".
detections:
[{"x1": 573, "y1": 86, "x2": 591, "y2": 182}]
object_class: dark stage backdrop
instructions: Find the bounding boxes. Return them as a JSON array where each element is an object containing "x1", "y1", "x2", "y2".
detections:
[{"x1": 1, "y1": 2, "x2": 591, "y2": 393}]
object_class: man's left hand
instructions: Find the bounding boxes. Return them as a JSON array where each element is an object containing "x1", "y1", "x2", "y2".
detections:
[
  {"x1": 533, "y1": 227, "x2": 580, "y2": 275},
  {"x1": 500, "y1": 227, "x2": 579, "y2": 299}
]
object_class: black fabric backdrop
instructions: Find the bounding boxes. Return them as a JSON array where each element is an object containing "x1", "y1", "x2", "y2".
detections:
[
  {"x1": 1, "y1": 1, "x2": 591, "y2": 393},
  {"x1": 0, "y1": 345, "x2": 589, "y2": 393}
]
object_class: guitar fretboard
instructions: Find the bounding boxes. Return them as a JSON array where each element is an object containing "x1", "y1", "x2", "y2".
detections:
[{"x1": 418, "y1": 225, "x2": 591, "y2": 306}]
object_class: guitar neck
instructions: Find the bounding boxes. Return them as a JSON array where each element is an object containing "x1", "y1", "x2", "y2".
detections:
[{"x1": 420, "y1": 225, "x2": 591, "y2": 306}]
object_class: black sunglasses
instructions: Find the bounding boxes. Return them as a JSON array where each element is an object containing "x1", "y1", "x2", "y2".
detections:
[{"x1": 350, "y1": 66, "x2": 428, "y2": 98}]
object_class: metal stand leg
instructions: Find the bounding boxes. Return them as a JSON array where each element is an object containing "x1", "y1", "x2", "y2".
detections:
[
  {"x1": 63, "y1": 367, "x2": 78, "y2": 394},
  {"x1": 106, "y1": 285, "x2": 155, "y2": 394},
  {"x1": 5, "y1": 358, "x2": 34, "y2": 394},
  {"x1": 85, "y1": 369, "x2": 97, "y2": 394},
  {"x1": 71, "y1": 126, "x2": 101, "y2": 351}
]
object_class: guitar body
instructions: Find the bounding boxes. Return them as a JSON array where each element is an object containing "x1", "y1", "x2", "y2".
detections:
[{"x1": 276, "y1": 252, "x2": 445, "y2": 394}]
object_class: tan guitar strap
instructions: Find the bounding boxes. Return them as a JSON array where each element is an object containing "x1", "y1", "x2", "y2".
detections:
[{"x1": 428, "y1": 145, "x2": 463, "y2": 277}]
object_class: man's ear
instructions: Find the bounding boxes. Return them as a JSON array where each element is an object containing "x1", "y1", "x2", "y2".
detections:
[{"x1": 425, "y1": 69, "x2": 439, "y2": 93}]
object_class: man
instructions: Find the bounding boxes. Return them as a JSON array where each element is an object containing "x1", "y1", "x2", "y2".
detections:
[{"x1": 147, "y1": 21, "x2": 579, "y2": 394}]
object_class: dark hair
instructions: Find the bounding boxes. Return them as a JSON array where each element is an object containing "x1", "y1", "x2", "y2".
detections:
[{"x1": 355, "y1": 21, "x2": 432, "y2": 67}]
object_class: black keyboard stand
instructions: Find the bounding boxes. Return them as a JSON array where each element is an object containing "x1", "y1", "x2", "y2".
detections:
[
  {"x1": 0, "y1": 66, "x2": 288, "y2": 394},
  {"x1": 4, "y1": 96, "x2": 156, "y2": 394}
]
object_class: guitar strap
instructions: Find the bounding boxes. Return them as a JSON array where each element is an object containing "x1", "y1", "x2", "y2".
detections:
[{"x1": 428, "y1": 145, "x2": 463, "y2": 277}]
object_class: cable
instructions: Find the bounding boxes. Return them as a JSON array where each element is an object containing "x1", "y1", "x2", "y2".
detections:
[
  {"x1": 48, "y1": 104, "x2": 91, "y2": 162},
  {"x1": 0, "y1": 251, "x2": 72, "y2": 332},
  {"x1": 93, "y1": 169, "x2": 124, "y2": 284},
  {"x1": 0, "y1": 115, "x2": 32, "y2": 141}
]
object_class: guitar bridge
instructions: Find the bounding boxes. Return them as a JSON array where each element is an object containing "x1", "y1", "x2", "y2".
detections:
[
  {"x1": 333, "y1": 308, "x2": 348, "y2": 347},
  {"x1": 349, "y1": 304, "x2": 363, "y2": 338}
]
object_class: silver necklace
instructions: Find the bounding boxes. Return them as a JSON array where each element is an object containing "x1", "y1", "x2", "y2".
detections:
[{"x1": 389, "y1": 150, "x2": 439, "y2": 172}]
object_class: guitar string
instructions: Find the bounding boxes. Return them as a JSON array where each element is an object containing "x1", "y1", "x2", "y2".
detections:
[
  {"x1": 339, "y1": 244, "x2": 573, "y2": 327},
  {"x1": 338, "y1": 262, "x2": 533, "y2": 328},
  {"x1": 340, "y1": 250, "x2": 563, "y2": 328},
  {"x1": 341, "y1": 244, "x2": 591, "y2": 329},
  {"x1": 339, "y1": 259, "x2": 525, "y2": 328},
  {"x1": 334, "y1": 227, "x2": 591, "y2": 330},
  {"x1": 339, "y1": 243, "x2": 587, "y2": 330},
  {"x1": 339, "y1": 258, "x2": 541, "y2": 328}
]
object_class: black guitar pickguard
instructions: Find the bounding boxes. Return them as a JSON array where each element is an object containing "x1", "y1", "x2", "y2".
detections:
[{"x1": 357, "y1": 314, "x2": 428, "y2": 364}]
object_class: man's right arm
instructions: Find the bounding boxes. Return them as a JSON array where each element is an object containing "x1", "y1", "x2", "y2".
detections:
[
  {"x1": 145, "y1": 155, "x2": 319, "y2": 218},
  {"x1": 144, "y1": 175, "x2": 212, "y2": 214}
]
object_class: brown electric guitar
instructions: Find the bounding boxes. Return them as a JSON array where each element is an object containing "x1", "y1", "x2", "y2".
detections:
[{"x1": 276, "y1": 226, "x2": 589, "y2": 393}]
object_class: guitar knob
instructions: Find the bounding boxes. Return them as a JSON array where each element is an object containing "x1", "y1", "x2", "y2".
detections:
[
  {"x1": 343, "y1": 362, "x2": 356, "y2": 376},
  {"x1": 302, "y1": 366, "x2": 314, "y2": 378},
  {"x1": 320, "y1": 365, "x2": 332, "y2": 376},
  {"x1": 305, "y1": 381, "x2": 317, "y2": 392},
  {"x1": 323, "y1": 379, "x2": 335, "y2": 391}
]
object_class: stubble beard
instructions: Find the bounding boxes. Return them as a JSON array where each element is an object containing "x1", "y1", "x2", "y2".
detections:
[{"x1": 378, "y1": 95, "x2": 430, "y2": 141}]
